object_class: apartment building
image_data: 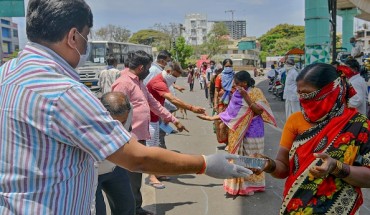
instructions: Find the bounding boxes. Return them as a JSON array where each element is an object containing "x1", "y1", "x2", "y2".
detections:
[{"x1": 0, "y1": 17, "x2": 19, "y2": 62}]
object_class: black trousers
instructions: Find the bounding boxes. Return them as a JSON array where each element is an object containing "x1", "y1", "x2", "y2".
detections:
[
  {"x1": 127, "y1": 140, "x2": 146, "y2": 211},
  {"x1": 95, "y1": 167, "x2": 135, "y2": 215}
]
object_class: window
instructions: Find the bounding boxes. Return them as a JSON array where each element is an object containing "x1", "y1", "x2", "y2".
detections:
[
  {"x1": 14, "y1": 45, "x2": 19, "y2": 51},
  {"x1": 191, "y1": 29, "x2": 196, "y2": 36},
  {"x1": 13, "y1": 29, "x2": 18, "y2": 38},
  {"x1": 192, "y1": 38, "x2": 197, "y2": 46},
  {"x1": 2, "y1": 27, "x2": 11, "y2": 38},
  {"x1": 111, "y1": 44, "x2": 121, "y2": 55},
  {"x1": 357, "y1": 32, "x2": 365, "y2": 37},
  {"x1": 200, "y1": 20, "x2": 206, "y2": 27},
  {"x1": 89, "y1": 43, "x2": 106, "y2": 64},
  {"x1": 2, "y1": 42, "x2": 10, "y2": 53},
  {"x1": 1, "y1": 19, "x2": 10, "y2": 25},
  {"x1": 233, "y1": 50, "x2": 238, "y2": 54},
  {"x1": 191, "y1": 21, "x2": 196, "y2": 28},
  {"x1": 367, "y1": 31, "x2": 370, "y2": 36}
]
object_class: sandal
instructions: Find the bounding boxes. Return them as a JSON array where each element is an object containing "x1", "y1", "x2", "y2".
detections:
[
  {"x1": 148, "y1": 181, "x2": 165, "y2": 189},
  {"x1": 156, "y1": 176, "x2": 171, "y2": 181}
]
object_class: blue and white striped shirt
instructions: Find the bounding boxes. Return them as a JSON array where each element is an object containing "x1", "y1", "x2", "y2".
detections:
[{"x1": 0, "y1": 43, "x2": 131, "y2": 214}]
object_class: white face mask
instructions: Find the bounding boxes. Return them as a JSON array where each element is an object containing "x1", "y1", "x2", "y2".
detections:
[
  {"x1": 162, "y1": 70, "x2": 177, "y2": 87},
  {"x1": 284, "y1": 64, "x2": 293, "y2": 71},
  {"x1": 74, "y1": 31, "x2": 91, "y2": 68},
  {"x1": 123, "y1": 103, "x2": 133, "y2": 131}
]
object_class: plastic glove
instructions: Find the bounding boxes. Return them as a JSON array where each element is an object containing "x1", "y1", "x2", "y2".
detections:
[{"x1": 204, "y1": 153, "x2": 253, "y2": 179}]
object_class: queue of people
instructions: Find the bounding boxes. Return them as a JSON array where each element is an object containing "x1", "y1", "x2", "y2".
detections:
[
  {"x1": 0, "y1": 1, "x2": 252, "y2": 215},
  {"x1": 1, "y1": 1, "x2": 370, "y2": 215}
]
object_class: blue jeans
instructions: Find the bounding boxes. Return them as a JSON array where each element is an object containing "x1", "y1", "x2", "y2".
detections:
[{"x1": 95, "y1": 166, "x2": 135, "y2": 215}]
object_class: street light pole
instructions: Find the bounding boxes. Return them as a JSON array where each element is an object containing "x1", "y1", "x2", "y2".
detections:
[
  {"x1": 329, "y1": 0, "x2": 337, "y2": 61},
  {"x1": 225, "y1": 10, "x2": 235, "y2": 39}
]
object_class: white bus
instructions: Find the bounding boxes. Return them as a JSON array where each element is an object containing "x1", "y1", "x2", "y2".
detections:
[{"x1": 77, "y1": 41, "x2": 153, "y2": 93}]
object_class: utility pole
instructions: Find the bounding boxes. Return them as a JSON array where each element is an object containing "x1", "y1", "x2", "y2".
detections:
[
  {"x1": 179, "y1": 24, "x2": 185, "y2": 37},
  {"x1": 225, "y1": 10, "x2": 235, "y2": 39},
  {"x1": 329, "y1": 0, "x2": 337, "y2": 61}
]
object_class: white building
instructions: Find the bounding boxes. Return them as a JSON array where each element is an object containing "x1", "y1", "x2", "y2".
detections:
[
  {"x1": 0, "y1": 17, "x2": 19, "y2": 62},
  {"x1": 183, "y1": 13, "x2": 208, "y2": 45},
  {"x1": 183, "y1": 13, "x2": 248, "y2": 45},
  {"x1": 355, "y1": 22, "x2": 370, "y2": 55}
]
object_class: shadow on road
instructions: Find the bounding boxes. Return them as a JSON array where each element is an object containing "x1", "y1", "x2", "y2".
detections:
[
  {"x1": 146, "y1": 174, "x2": 223, "y2": 188},
  {"x1": 145, "y1": 201, "x2": 196, "y2": 215}
]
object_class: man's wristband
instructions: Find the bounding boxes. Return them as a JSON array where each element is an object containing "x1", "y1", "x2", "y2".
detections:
[{"x1": 196, "y1": 155, "x2": 207, "y2": 174}]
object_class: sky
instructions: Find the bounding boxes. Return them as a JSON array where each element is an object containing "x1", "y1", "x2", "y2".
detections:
[{"x1": 12, "y1": 0, "x2": 357, "y2": 48}]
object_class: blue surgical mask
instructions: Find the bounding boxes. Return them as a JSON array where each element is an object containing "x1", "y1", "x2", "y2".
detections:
[
  {"x1": 351, "y1": 42, "x2": 356, "y2": 47},
  {"x1": 223, "y1": 67, "x2": 233, "y2": 73}
]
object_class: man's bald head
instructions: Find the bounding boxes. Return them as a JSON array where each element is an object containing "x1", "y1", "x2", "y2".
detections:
[{"x1": 101, "y1": 92, "x2": 131, "y2": 116}]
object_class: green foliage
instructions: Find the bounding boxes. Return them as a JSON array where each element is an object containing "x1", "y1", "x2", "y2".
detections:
[
  {"x1": 94, "y1": 24, "x2": 131, "y2": 42},
  {"x1": 336, "y1": 34, "x2": 342, "y2": 49},
  {"x1": 258, "y1": 24, "x2": 305, "y2": 62},
  {"x1": 129, "y1": 29, "x2": 171, "y2": 50},
  {"x1": 171, "y1": 36, "x2": 194, "y2": 68},
  {"x1": 201, "y1": 22, "x2": 230, "y2": 59},
  {"x1": 9, "y1": 50, "x2": 19, "y2": 59},
  {"x1": 211, "y1": 22, "x2": 229, "y2": 37}
]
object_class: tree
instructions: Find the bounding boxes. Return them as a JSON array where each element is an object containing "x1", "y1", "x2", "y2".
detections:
[
  {"x1": 152, "y1": 23, "x2": 181, "y2": 39},
  {"x1": 258, "y1": 24, "x2": 305, "y2": 63},
  {"x1": 129, "y1": 29, "x2": 171, "y2": 50},
  {"x1": 201, "y1": 22, "x2": 230, "y2": 59},
  {"x1": 93, "y1": 24, "x2": 131, "y2": 42},
  {"x1": 150, "y1": 23, "x2": 184, "y2": 51},
  {"x1": 171, "y1": 36, "x2": 193, "y2": 68}
]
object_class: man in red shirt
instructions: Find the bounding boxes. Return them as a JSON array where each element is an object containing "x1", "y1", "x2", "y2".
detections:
[{"x1": 146, "y1": 62, "x2": 206, "y2": 187}]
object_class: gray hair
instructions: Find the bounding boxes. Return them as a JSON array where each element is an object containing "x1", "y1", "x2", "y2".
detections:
[{"x1": 101, "y1": 92, "x2": 131, "y2": 116}]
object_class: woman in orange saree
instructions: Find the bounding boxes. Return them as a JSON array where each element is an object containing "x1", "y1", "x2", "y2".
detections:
[{"x1": 260, "y1": 63, "x2": 370, "y2": 215}]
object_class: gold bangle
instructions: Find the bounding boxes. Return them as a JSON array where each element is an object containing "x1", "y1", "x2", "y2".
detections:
[
  {"x1": 330, "y1": 160, "x2": 350, "y2": 178},
  {"x1": 265, "y1": 158, "x2": 276, "y2": 173}
]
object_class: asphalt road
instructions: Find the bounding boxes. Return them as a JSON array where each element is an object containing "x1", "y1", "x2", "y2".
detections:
[{"x1": 138, "y1": 75, "x2": 370, "y2": 215}]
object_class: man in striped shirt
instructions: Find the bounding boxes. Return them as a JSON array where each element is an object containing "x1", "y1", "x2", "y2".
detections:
[{"x1": 0, "y1": 0, "x2": 252, "y2": 214}]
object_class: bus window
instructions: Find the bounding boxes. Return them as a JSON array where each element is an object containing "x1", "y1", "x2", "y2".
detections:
[
  {"x1": 89, "y1": 42, "x2": 106, "y2": 65},
  {"x1": 112, "y1": 43, "x2": 121, "y2": 55},
  {"x1": 108, "y1": 43, "x2": 123, "y2": 64},
  {"x1": 121, "y1": 44, "x2": 129, "y2": 54}
]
